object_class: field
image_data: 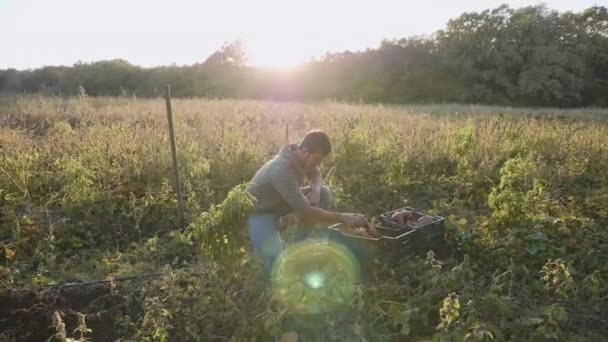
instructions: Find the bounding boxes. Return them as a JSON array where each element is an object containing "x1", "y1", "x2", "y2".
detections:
[{"x1": 1, "y1": 95, "x2": 608, "y2": 341}]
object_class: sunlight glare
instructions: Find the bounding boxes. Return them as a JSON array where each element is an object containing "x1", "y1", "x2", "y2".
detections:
[
  {"x1": 271, "y1": 239, "x2": 360, "y2": 315},
  {"x1": 305, "y1": 271, "x2": 327, "y2": 289},
  {"x1": 247, "y1": 38, "x2": 312, "y2": 70}
]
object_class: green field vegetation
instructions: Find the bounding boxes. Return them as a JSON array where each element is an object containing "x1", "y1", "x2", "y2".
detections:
[{"x1": 1, "y1": 95, "x2": 608, "y2": 341}]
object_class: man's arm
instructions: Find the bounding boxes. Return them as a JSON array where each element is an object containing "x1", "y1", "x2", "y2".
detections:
[
  {"x1": 271, "y1": 164, "x2": 366, "y2": 226},
  {"x1": 299, "y1": 206, "x2": 367, "y2": 226},
  {"x1": 307, "y1": 167, "x2": 322, "y2": 191},
  {"x1": 306, "y1": 167, "x2": 322, "y2": 207}
]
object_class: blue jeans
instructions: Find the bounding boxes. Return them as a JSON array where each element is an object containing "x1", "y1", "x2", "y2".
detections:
[{"x1": 247, "y1": 186, "x2": 331, "y2": 276}]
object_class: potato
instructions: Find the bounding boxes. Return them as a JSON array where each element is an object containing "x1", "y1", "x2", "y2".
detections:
[
  {"x1": 415, "y1": 215, "x2": 434, "y2": 227},
  {"x1": 390, "y1": 211, "x2": 404, "y2": 223},
  {"x1": 341, "y1": 219, "x2": 381, "y2": 239},
  {"x1": 341, "y1": 226, "x2": 372, "y2": 238},
  {"x1": 366, "y1": 221, "x2": 381, "y2": 238},
  {"x1": 390, "y1": 210, "x2": 414, "y2": 224}
]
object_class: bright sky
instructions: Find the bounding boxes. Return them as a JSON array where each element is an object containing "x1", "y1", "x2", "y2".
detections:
[{"x1": 1, "y1": 0, "x2": 605, "y2": 70}]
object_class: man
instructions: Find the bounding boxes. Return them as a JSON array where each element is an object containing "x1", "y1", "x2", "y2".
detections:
[{"x1": 246, "y1": 130, "x2": 369, "y2": 275}]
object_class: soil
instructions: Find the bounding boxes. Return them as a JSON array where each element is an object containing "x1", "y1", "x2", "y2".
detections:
[{"x1": 0, "y1": 284, "x2": 124, "y2": 341}]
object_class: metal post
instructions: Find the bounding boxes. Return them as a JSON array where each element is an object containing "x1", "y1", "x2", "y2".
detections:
[
  {"x1": 164, "y1": 85, "x2": 186, "y2": 229},
  {"x1": 285, "y1": 122, "x2": 289, "y2": 144}
]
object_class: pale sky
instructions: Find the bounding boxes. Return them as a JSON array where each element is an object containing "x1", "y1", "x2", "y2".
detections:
[{"x1": 1, "y1": 0, "x2": 605, "y2": 70}]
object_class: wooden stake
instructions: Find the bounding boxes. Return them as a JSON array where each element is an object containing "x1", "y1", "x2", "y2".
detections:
[
  {"x1": 164, "y1": 85, "x2": 186, "y2": 229},
  {"x1": 285, "y1": 122, "x2": 289, "y2": 144}
]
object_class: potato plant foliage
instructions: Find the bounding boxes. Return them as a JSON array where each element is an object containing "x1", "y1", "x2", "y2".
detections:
[{"x1": 1, "y1": 95, "x2": 608, "y2": 341}]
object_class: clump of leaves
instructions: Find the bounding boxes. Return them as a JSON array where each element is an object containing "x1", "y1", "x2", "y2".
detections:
[
  {"x1": 438, "y1": 292, "x2": 461, "y2": 330},
  {"x1": 540, "y1": 258, "x2": 573, "y2": 298},
  {"x1": 188, "y1": 183, "x2": 254, "y2": 261}
]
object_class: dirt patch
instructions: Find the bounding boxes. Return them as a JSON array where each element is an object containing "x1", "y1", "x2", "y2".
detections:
[{"x1": 0, "y1": 284, "x2": 124, "y2": 341}]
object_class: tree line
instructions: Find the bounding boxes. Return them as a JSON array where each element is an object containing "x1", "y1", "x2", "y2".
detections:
[{"x1": 1, "y1": 4, "x2": 607, "y2": 107}]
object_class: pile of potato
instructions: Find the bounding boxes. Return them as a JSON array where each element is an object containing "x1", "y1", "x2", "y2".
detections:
[
  {"x1": 389, "y1": 209, "x2": 434, "y2": 227},
  {"x1": 339, "y1": 210, "x2": 436, "y2": 239},
  {"x1": 343, "y1": 220, "x2": 382, "y2": 238}
]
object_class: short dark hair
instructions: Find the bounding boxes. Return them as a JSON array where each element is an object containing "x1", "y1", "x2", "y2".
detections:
[{"x1": 298, "y1": 130, "x2": 331, "y2": 155}]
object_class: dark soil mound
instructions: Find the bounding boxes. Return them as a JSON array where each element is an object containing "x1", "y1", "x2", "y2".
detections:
[{"x1": 0, "y1": 284, "x2": 124, "y2": 341}]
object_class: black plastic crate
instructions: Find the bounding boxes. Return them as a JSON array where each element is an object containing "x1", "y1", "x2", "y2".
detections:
[
  {"x1": 327, "y1": 207, "x2": 446, "y2": 264},
  {"x1": 382, "y1": 207, "x2": 446, "y2": 254},
  {"x1": 380, "y1": 207, "x2": 445, "y2": 231}
]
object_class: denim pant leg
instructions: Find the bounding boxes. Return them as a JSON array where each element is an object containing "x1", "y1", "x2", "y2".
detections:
[{"x1": 247, "y1": 213, "x2": 283, "y2": 277}]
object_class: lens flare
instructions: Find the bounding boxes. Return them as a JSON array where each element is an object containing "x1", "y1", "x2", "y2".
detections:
[
  {"x1": 305, "y1": 271, "x2": 326, "y2": 289},
  {"x1": 271, "y1": 239, "x2": 360, "y2": 315}
]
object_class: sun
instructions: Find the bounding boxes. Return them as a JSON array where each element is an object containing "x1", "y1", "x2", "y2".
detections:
[{"x1": 247, "y1": 40, "x2": 312, "y2": 70}]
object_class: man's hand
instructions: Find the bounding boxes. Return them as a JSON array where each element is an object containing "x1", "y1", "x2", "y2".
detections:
[
  {"x1": 340, "y1": 213, "x2": 368, "y2": 227},
  {"x1": 306, "y1": 189, "x2": 321, "y2": 207}
]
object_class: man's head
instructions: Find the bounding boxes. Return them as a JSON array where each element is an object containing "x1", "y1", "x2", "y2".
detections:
[{"x1": 295, "y1": 130, "x2": 331, "y2": 169}]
